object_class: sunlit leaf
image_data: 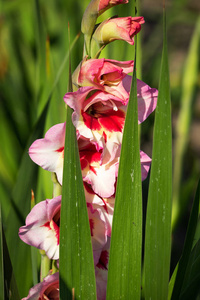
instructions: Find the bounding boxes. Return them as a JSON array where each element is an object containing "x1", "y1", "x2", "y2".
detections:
[
  {"x1": 107, "y1": 52, "x2": 142, "y2": 300},
  {"x1": 59, "y1": 31, "x2": 96, "y2": 300},
  {"x1": 144, "y1": 8, "x2": 172, "y2": 300},
  {"x1": 171, "y1": 179, "x2": 200, "y2": 299}
]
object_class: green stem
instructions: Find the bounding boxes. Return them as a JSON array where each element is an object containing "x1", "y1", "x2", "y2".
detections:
[
  {"x1": 51, "y1": 172, "x2": 62, "y2": 197},
  {"x1": 40, "y1": 250, "x2": 51, "y2": 281}
]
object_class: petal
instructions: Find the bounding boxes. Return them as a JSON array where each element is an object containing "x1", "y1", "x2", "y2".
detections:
[
  {"x1": 29, "y1": 123, "x2": 66, "y2": 185},
  {"x1": 140, "y1": 150, "x2": 151, "y2": 181},
  {"x1": 19, "y1": 196, "x2": 61, "y2": 260},
  {"x1": 122, "y1": 76, "x2": 158, "y2": 123},
  {"x1": 22, "y1": 273, "x2": 59, "y2": 300}
]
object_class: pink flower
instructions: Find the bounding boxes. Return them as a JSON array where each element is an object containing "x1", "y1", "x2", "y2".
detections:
[
  {"x1": 81, "y1": 0, "x2": 128, "y2": 36},
  {"x1": 93, "y1": 16, "x2": 145, "y2": 46},
  {"x1": 29, "y1": 123, "x2": 119, "y2": 198},
  {"x1": 64, "y1": 86, "x2": 126, "y2": 161},
  {"x1": 29, "y1": 122, "x2": 65, "y2": 185},
  {"x1": 22, "y1": 272, "x2": 59, "y2": 300},
  {"x1": 19, "y1": 196, "x2": 61, "y2": 260},
  {"x1": 19, "y1": 194, "x2": 109, "y2": 262},
  {"x1": 64, "y1": 78, "x2": 158, "y2": 162},
  {"x1": 72, "y1": 58, "x2": 134, "y2": 102}
]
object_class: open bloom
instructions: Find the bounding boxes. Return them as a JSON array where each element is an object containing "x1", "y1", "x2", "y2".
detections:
[
  {"x1": 64, "y1": 78, "x2": 158, "y2": 161},
  {"x1": 92, "y1": 16, "x2": 145, "y2": 46},
  {"x1": 72, "y1": 58, "x2": 134, "y2": 102},
  {"x1": 22, "y1": 272, "x2": 59, "y2": 300},
  {"x1": 81, "y1": 0, "x2": 128, "y2": 36},
  {"x1": 29, "y1": 123, "x2": 119, "y2": 198},
  {"x1": 19, "y1": 194, "x2": 108, "y2": 263},
  {"x1": 19, "y1": 196, "x2": 61, "y2": 260}
]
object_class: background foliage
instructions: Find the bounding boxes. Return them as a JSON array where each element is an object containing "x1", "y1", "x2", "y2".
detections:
[{"x1": 0, "y1": 0, "x2": 199, "y2": 298}]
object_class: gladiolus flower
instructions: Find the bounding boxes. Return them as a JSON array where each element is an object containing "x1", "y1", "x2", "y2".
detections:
[
  {"x1": 29, "y1": 123, "x2": 119, "y2": 197},
  {"x1": 92, "y1": 16, "x2": 145, "y2": 46},
  {"x1": 19, "y1": 195, "x2": 109, "y2": 263},
  {"x1": 64, "y1": 78, "x2": 158, "y2": 162},
  {"x1": 19, "y1": 196, "x2": 61, "y2": 260},
  {"x1": 22, "y1": 272, "x2": 59, "y2": 300},
  {"x1": 72, "y1": 58, "x2": 134, "y2": 102}
]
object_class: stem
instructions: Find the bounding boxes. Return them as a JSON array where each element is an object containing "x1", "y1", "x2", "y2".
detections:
[
  {"x1": 51, "y1": 172, "x2": 62, "y2": 197},
  {"x1": 40, "y1": 250, "x2": 51, "y2": 281}
]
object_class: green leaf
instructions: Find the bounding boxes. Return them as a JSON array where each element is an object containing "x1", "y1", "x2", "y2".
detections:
[
  {"x1": 144, "y1": 8, "x2": 172, "y2": 300},
  {"x1": 59, "y1": 109, "x2": 96, "y2": 300},
  {"x1": 171, "y1": 179, "x2": 200, "y2": 299},
  {"x1": 180, "y1": 239, "x2": 200, "y2": 299},
  {"x1": 168, "y1": 264, "x2": 178, "y2": 300},
  {"x1": 106, "y1": 54, "x2": 142, "y2": 299},
  {"x1": 59, "y1": 34, "x2": 96, "y2": 299},
  {"x1": 172, "y1": 16, "x2": 200, "y2": 230},
  {"x1": 0, "y1": 205, "x2": 4, "y2": 300}
]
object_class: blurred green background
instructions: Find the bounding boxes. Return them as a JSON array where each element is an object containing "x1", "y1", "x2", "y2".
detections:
[{"x1": 0, "y1": 0, "x2": 199, "y2": 297}]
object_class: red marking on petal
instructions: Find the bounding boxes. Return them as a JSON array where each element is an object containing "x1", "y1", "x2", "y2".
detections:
[
  {"x1": 89, "y1": 165, "x2": 97, "y2": 175},
  {"x1": 52, "y1": 221, "x2": 60, "y2": 245},
  {"x1": 84, "y1": 182, "x2": 95, "y2": 195},
  {"x1": 82, "y1": 110, "x2": 101, "y2": 131},
  {"x1": 97, "y1": 250, "x2": 109, "y2": 270},
  {"x1": 56, "y1": 146, "x2": 64, "y2": 153},
  {"x1": 103, "y1": 131, "x2": 107, "y2": 143},
  {"x1": 42, "y1": 222, "x2": 51, "y2": 229},
  {"x1": 80, "y1": 157, "x2": 88, "y2": 170},
  {"x1": 99, "y1": 109, "x2": 125, "y2": 132}
]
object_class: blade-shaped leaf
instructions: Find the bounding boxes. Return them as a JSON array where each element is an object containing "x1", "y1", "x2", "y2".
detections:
[
  {"x1": 106, "y1": 54, "x2": 142, "y2": 299},
  {"x1": 172, "y1": 16, "x2": 200, "y2": 230},
  {"x1": 180, "y1": 239, "x2": 200, "y2": 299},
  {"x1": 59, "y1": 34, "x2": 96, "y2": 299},
  {"x1": 59, "y1": 108, "x2": 96, "y2": 300},
  {"x1": 171, "y1": 179, "x2": 200, "y2": 299},
  {"x1": 0, "y1": 205, "x2": 4, "y2": 300},
  {"x1": 144, "y1": 8, "x2": 172, "y2": 300}
]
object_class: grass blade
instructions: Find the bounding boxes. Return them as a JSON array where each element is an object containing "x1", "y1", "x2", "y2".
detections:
[
  {"x1": 172, "y1": 16, "x2": 200, "y2": 230},
  {"x1": 59, "y1": 33, "x2": 96, "y2": 299},
  {"x1": 106, "y1": 56, "x2": 142, "y2": 299},
  {"x1": 171, "y1": 179, "x2": 200, "y2": 299},
  {"x1": 179, "y1": 239, "x2": 200, "y2": 299},
  {"x1": 59, "y1": 110, "x2": 97, "y2": 300},
  {"x1": 0, "y1": 205, "x2": 4, "y2": 300},
  {"x1": 144, "y1": 7, "x2": 172, "y2": 300}
]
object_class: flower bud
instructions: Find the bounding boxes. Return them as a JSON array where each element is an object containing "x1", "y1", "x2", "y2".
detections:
[
  {"x1": 81, "y1": 0, "x2": 128, "y2": 36},
  {"x1": 92, "y1": 16, "x2": 145, "y2": 46}
]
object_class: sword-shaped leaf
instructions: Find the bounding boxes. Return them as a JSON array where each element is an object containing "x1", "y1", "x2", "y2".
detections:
[
  {"x1": 144, "y1": 8, "x2": 172, "y2": 300},
  {"x1": 106, "y1": 54, "x2": 142, "y2": 299}
]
